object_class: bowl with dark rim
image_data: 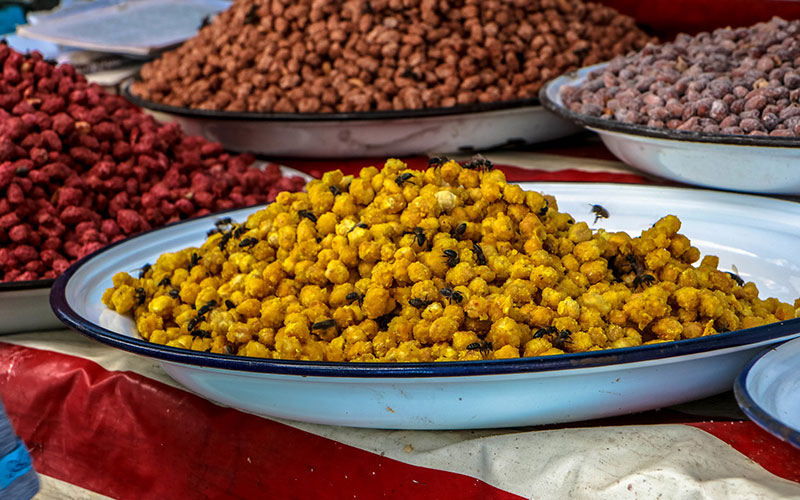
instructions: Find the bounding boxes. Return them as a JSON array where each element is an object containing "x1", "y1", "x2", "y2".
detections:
[
  {"x1": 123, "y1": 77, "x2": 582, "y2": 158},
  {"x1": 540, "y1": 63, "x2": 800, "y2": 195},
  {"x1": 50, "y1": 183, "x2": 800, "y2": 429}
]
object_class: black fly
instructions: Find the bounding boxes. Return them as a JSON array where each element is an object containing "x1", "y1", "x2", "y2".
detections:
[
  {"x1": 427, "y1": 156, "x2": 449, "y2": 168},
  {"x1": 533, "y1": 326, "x2": 558, "y2": 339},
  {"x1": 627, "y1": 254, "x2": 655, "y2": 288},
  {"x1": 311, "y1": 319, "x2": 337, "y2": 330},
  {"x1": 376, "y1": 312, "x2": 397, "y2": 330},
  {"x1": 539, "y1": 199, "x2": 549, "y2": 217},
  {"x1": 394, "y1": 173, "x2": 416, "y2": 187},
  {"x1": 408, "y1": 227, "x2": 426, "y2": 247},
  {"x1": 199, "y1": 14, "x2": 212, "y2": 28},
  {"x1": 157, "y1": 277, "x2": 171, "y2": 287},
  {"x1": 464, "y1": 154, "x2": 493, "y2": 172},
  {"x1": 590, "y1": 204, "x2": 609, "y2": 224},
  {"x1": 197, "y1": 300, "x2": 217, "y2": 317},
  {"x1": 408, "y1": 298, "x2": 432, "y2": 309},
  {"x1": 211, "y1": 217, "x2": 234, "y2": 236},
  {"x1": 239, "y1": 237, "x2": 258, "y2": 248},
  {"x1": 135, "y1": 287, "x2": 146, "y2": 305},
  {"x1": 472, "y1": 242, "x2": 486, "y2": 266},
  {"x1": 188, "y1": 253, "x2": 201, "y2": 270},
  {"x1": 348, "y1": 222, "x2": 368, "y2": 234},
  {"x1": 168, "y1": 289, "x2": 180, "y2": 299},
  {"x1": 225, "y1": 299, "x2": 236, "y2": 309},
  {"x1": 187, "y1": 316, "x2": 203, "y2": 332},
  {"x1": 346, "y1": 291, "x2": 364, "y2": 304},
  {"x1": 443, "y1": 249, "x2": 460, "y2": 267},
  {"x1": 329, "y1": 185, "x2": 342, "y2": 196},
  {"x1": 450, "y1": 222, "x2": 467, "y2": 240},
  {"x1": 298, "y1": 210, "x2": 317, "y2": 223},
  {"x1": 440, "y1": 287, "x2": 463, "y2": 303},
  {"x1": 467, "y1": 341, "x2": 493, "y2": 357},
  {"x1": 727, "y1": 272, "x2": 744, "y2": 286},
  {"x1": 219, "y1": 231, "x2": 232, "y2": 251},
  {"x1": 233, "y1": 225, "x2": 247, "y2": 239},
  {"x1": 138, "y1": 263, "x2": 151, "y2": 279},
  {"x1": 193, "y1": 329, "x2": 212, "y2": 339},
  {"x1": 552, "y1": 329, "x2": 573, "y2": 349},
  {"x1": 633, "y1": 273, "x2": 656, "y2": 288}
]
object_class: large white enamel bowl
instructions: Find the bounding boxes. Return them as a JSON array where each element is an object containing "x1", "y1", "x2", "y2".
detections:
[
  {"x1": 541, "y1": 64, "x2": 800, "y2": 194},
  {"x1": 124, "y1": 81, "x2": 581, "y2": 158},
  {"x1": 51, "y1": 183, "x2": 800, "y2": 429}
]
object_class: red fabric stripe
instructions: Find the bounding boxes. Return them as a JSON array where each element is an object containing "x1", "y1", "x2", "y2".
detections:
[
  {"x1": 0, "y1": 343, "x2": 523, "y2": 500},
  {"x1": 520, "y1": 134, "x2": 620, "y2": 161},
  {"x1": 490, "y1": 166, "x2": 651, "y2": 184},
  {"x1": 686, "y1": 421, "x2": 800, "y2": 483},
  {"x1": 279, "y1": 156, "x2": 653, "y2": 184}
]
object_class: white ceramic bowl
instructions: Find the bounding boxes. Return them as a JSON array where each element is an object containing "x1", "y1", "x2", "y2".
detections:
[
  {"x1": 123, "y1": 81, "x2": 582, "y2": 158},
  {"x1": 50, "y1": 183, "x2": 800, "y2": 429},
  {"x1": 735, "y1": 336, "x2": 800, "y2": 449},
  {"x1": 540, "y1": 64, "x2": 800, "y2": 194}
]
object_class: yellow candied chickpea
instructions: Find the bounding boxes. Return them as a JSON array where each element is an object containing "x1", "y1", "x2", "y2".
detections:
[
  {"x1": 445, "y1": 262, "x2": 475, "y2": 287},
  {"x1": 167, "y1": 334, "x2": 194, "y2": 350},
  {"x1": 136, "y1": 312, "x2": 163, "y2": 339},
  {"x1": 149, "y1": 330, "x2": 168, "y2": 345},
  {"x1": 579, "y1": 259, "x2": 607, "y2": 284},
  {"x1": 523, "y1": 337, "x2": 553, "y2": 357},
  {"x1": 407, "y1": 261, "x2": 432, "y2": 282},
  {"x1": 493, "y1": 344, "x2": 519, "y2": 359},
  {"x1": 363, "y1": 287, "x2": 391, "y2": 318},
  {"x1": 332, "y1": 193, "x2": 358, "y2": 217},
  {"x1": 568, "y1": 222, "x2": 593, "y2": 243},
  {"x1": 487, "y1": 317, "x2": 523, "y2": 348},
  {"x1": 452, "y1": 331, "x2": 479, "y2": 351},
  {"x1": 148, "y1": 295, "x2": 173, "y2": 315},
  {"x1": 652, "y1": 317, "x2": 683, "y2": 341},
  {"x1": 573, "y1": 240, "x2": 602, "y2": 263},
  {"x1": 236, "y1": 298, "x2": 261, "y2": 318},
  {"x1": 429, "y1": 316, "x2": 459, "y2": 343},
  {"x1": 244, "y1": 340, "x2": 271, "y2": 358},
  {"x1": 557, "y1": 297, "x2": 581, "y2": 320},
  {"x1": 112, "y1": 272, "x2": 134, "y2": 288},
  {"x1": 325, "y1": 260, "x2": 350, "y2": 284},
  {"x1": 110, "y1": 285, "x2": 136, "y2": 314},
  {"x1": 502, "y1": 184, "x2": 526, "y2": 204}
]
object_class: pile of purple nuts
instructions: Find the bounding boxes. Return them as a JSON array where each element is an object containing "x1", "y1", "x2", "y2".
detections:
[{"x1": 560, "y1": 17, "x2": 800, "y2": 137}]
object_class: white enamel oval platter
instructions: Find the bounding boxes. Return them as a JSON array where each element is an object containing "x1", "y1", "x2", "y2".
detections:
[{"x1": 51, "y1": 183, "x2": 800, "y2": 429}]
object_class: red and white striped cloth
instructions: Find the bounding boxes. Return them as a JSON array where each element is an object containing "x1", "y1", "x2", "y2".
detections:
[{"x1": 2, "y1": 137, "x2": 799, "y2": 500}]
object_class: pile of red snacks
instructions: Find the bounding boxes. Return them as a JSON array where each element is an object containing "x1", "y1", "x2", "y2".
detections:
[{"x1": 0, "y1": 45, "x2": 306, "y2": 283}]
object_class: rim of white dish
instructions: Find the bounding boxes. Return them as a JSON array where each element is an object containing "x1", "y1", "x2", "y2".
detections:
[
  {"x1": 540, "y1": 63, "x2": 800, "y2": 149},
  {"x1": 49, "y1": 184, "x2": 800, "y2": 378},
  {"x1": 122, "y1": 77, "x2": 541, "y2": 122},
  {"x1": 734, "y1": 340, "x2": 800, "y2": 449}
]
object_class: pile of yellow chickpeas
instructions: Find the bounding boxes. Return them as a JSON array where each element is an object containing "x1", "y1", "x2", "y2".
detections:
[{"x1": 103, "y1": 158, "x2": 800, "y2": 362}]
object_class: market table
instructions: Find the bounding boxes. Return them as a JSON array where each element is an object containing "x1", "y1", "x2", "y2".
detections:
[{"x1": 2, "y1": 135, "x2": 799, "y2": 500}]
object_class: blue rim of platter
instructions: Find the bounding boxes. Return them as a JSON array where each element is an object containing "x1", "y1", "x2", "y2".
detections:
[
  {"x1": 539, "y1": 63, "x2": 800, "y2": 149},
  {"x1": 733, "y1": 344, "x2": 800, "y2": 449},
  {"x1": 50, "y1": 206, "x2": 800, "y2": 378}
]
